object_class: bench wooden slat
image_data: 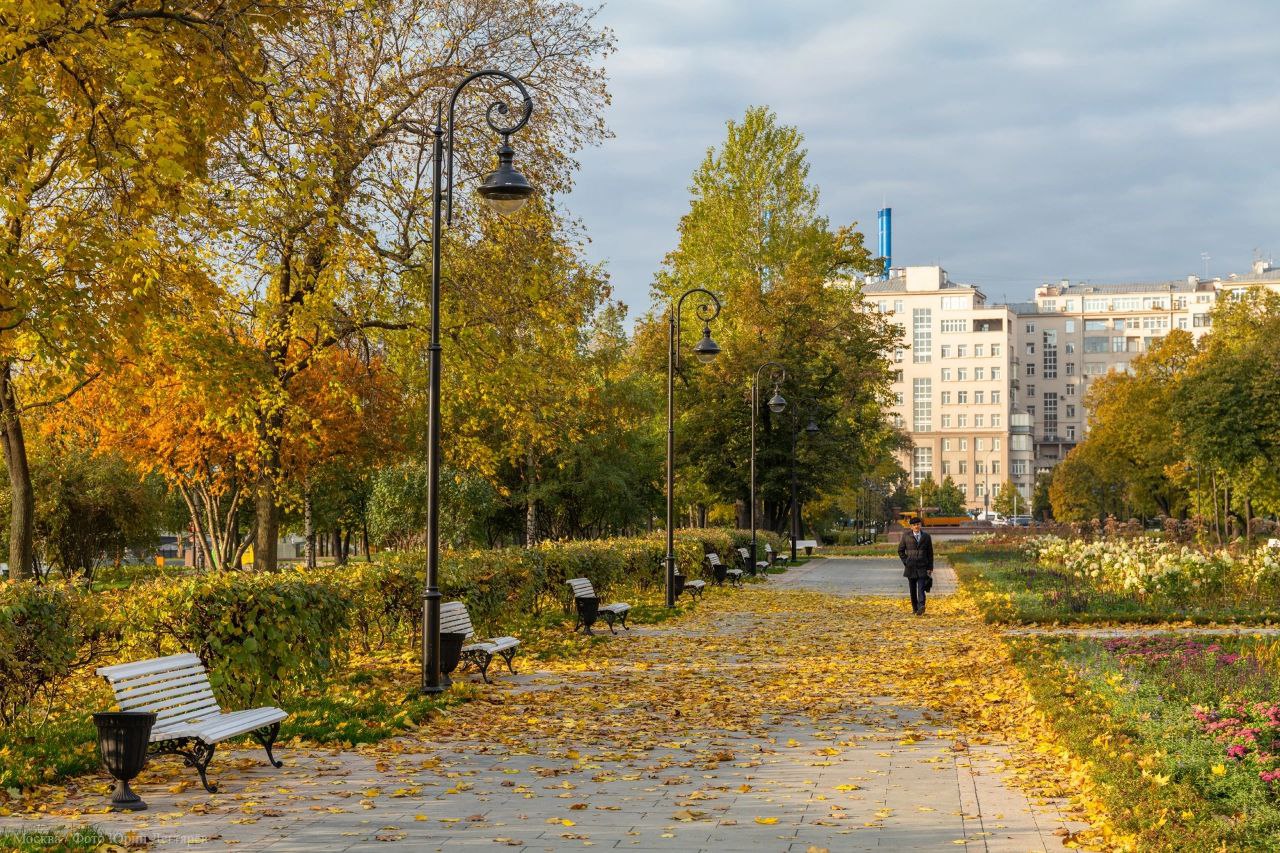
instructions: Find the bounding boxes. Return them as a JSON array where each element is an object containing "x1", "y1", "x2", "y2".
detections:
[
  {"x1": 439, "y1": 601, "x2": 475, "y2": 637},
  {"x1": 567, "y1": 578, "x2": 596, "y2": 598},
  {"x1": 117, "y1": 681, "x2": 216, "y2": 712},
  {"x1": 97, "y1": 653, "x2": 204, "y2": 681},
  {"x1": 102, "y1": 663, "x2": 208, "y2": 693},
  {"x1": 114, "y1": 671, "x2": 212, "y2": 701}
]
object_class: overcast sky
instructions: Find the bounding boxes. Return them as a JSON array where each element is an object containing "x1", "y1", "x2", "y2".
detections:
[{"x1": 566, "y1": 0, "x2": 1280, "y2": 317}]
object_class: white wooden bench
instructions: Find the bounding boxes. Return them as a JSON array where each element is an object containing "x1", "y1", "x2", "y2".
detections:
[
  {"x1": 736, "y1": 547, "x2": 763, "y2": 576},
  {"x1": 566, "y1": 578, "x2": 631, "y2": 634},
  {"x1": 440, "y1": 601, "x2": 520, "y2": 683},
  {"x1": 794, "y1": 538, "x2": 819, "y2": 556},
  {"x1": 679, "y1": 572, "x2": 706, "y2": 600},
  {"x1": 96, "y1": 653, "x2": 288, "y2": 793},
  {"x1": 708, "y1": 552, "x2": 742, "y2": 587},
  {"x1": 764, "y1": 543, "x2": 787, "y2": 569}
]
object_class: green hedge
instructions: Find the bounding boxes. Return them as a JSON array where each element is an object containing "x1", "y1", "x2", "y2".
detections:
[{"x1": 0, "y1": 529, "x2": 785, "y2": 726}]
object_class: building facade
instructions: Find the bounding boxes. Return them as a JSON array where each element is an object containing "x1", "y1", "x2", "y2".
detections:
[{"x1": 868, "y1": 260, "x2": 1280, "y2": 513}]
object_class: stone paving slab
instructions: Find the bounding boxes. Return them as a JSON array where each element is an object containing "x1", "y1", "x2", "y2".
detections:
[{"x1": 770, "y1": 556, "x2": 958, "y2": 597}]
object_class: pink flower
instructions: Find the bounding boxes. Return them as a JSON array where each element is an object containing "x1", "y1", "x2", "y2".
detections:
[{"x1": 1227, "y1": 744, "x2": 1249, "y2": 760}]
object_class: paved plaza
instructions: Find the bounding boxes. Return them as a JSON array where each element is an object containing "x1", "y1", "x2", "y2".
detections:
[{"x1": 4, "y1": 558, "x2": 1092, "y2": 852}]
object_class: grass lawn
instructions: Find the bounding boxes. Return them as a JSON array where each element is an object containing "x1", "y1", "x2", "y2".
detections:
[
  {"x1": 1010, "y1": 633, "x2": 1280, "y2": 850},
  {"x1": 951, "y1": 544, "x2": 1280, "y2": 624},
  {"x1": 0, "y1": 827, "x2": 114, "y2": 852}
]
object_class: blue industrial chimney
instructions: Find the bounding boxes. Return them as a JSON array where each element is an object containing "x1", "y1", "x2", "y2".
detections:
[{"x1": 877, "y1": 207, "x2": 892, "y2": 279}]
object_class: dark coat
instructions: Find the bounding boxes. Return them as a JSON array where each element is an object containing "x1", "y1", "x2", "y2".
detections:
[{"x1": 898, "y1": 530, "x2": 934, "y2": 578}]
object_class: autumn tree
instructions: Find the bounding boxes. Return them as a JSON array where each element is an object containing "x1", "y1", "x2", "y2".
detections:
[
  {"x1": 0, "y1": 0, "x2": 279, "y2": 577},
  {"x1": 202, "y1": 0, "x2": 612, "y2": 569},
  {"x1": 644, "y1": 107, "x2": 901, "y2": 533}
]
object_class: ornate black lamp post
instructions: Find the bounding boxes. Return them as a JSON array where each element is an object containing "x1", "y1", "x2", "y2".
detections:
[
  {"x1": 665, "y1": 288, "x2": 723, "y2": 607},
  {"x1": 418, "y1": 71, "x2": 535, "y2": 693},
  {"x1": 789, "y1": 405, "x2": 821, "y2": 561},
  {"x1": 749, "y1": 363, "x2": 786, "y2": 571}
]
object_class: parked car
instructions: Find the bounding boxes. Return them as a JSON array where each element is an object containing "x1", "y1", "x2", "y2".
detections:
[{"x1": 1009, "y1": 515, "x2": 1034, "y2": 527}]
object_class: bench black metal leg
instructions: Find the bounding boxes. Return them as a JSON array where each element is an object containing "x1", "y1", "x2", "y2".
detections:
[
  {"x1": 251, "y1": 722, "x2": 283, "y2": 769},
  {"x1": 601, "y1": 612, "x2": 618, "y2": 634},
  {"x1": 499, "y1": 647, "x2": 518, "y2": 675},
  {"x1": 476, "y1": 652, "x2": 493, "y2": 683},
  {"x1": 618, "y1": 612, "x2": 629, "y2": 631},
  {"x1": 152, "y1": 738, "x2": 219, "y2": 793}
]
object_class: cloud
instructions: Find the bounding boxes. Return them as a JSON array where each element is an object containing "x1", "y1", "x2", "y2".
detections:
[{"x1": 565, "y1": 0, "x2": 1280, "y2": 318}]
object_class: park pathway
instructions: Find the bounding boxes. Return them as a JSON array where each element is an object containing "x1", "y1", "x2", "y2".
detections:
[{"x1": 3, "y1": 558, "x2": 1096, "y2": 852}]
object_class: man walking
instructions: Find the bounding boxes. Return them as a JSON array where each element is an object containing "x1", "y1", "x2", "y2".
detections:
[{"x1": 898, "y1": 517, "x2": 934, "y2": 615}]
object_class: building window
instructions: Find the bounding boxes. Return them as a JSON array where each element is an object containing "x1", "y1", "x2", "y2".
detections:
[
  {"x1": 1066, "y1": 404, "x2": 1076, "y2": 418},
  {"x1": 1177, "y1": 316, "x2": 1189, "y2": 329},
  {"x1": 991, "y1": 460, "x2": 1000, "y2": 474},
  {"x1": 991, "y1": 367, "x2": 1001, "y2": 381},
  {"x1": 1065, "y1": 362, "x2": 1075, "y2": 375},
  {"x1": 940, "y1": 344, "x2": 952, "y2": 358},
  {"x1": 975, "y1": 414, "x2": 984, "y2": 427},
  {"x1": 913, "y1": 378, "x2": 932, "y2": 431},
  {"x1": 1114, "y1": 297, "x2": 1139, "y2": 310},
  {"x1": 913, "y1": 308, "x2": 932, "y2": 363},
  {"x1": 1084, "y1": 362, "x2": 1106, "y2": 375},
  {"x1": 991, "y1": 390, "x2": 1001, "y2": 404},
  {"x1": 1193, "y1": 313, "x2": 1212, "y2": 328},
  {"x1": 941, "y1": 460, "x2": 951, "y2": 475},
  {"x1": 877, "y1": 300, "x2": 888, "y2": 313},
  {"x1": 958, "y1": 368, "x2": 968, "y2": 381},
  {"x1": 1027, "y1": 384, "x2": 1035, "y2": 397},
  {"x1": 991, "y1": 343, "x2": 1001, "y2": 357},
  {"x1": 892, "y1": 370, "x2": 903, "y2": 382},
  {"x1": 892, "y1": 413, "x2": 904, "y2": 428},
  {"x1": 1043, "y1": 392, "x2": 1058, "y2": 437},
  {"x1": 1123, "y1": 317, "x2": 1138, "y2": 330},
  {"x1": 975, "y1": 367, "x2": 985, "y2": 380},
  {"x1": 1084, "y1": 337, "x2": 1108, "y2": 353},
  {"x1": 959, "y1": 482, "x2": 968, "y2": 497},
  {"x1": 941, "y1": 391, "x2": 952, "y2": 405},
  {"x1": 1042, "y1": 330, "x2": 1058, "y2": 379},
  {"x1": 1065, "y1": 319, "x2": 1075, "y2": 333},
  {"x1": 993, "y1": 438, "x2": 1001, "y2": 451},
  {"x1": 941, "y1": 295, "x2": 969, "y2": 310},
  {"x1": 941, "y1": 414, "x2": 952, "y2": 428},
  {"x1": 974, "y1": 344, "x2": 984, "y2": 357},
  {"x1": 957, "y1": 344, "x2": 968, "y2": 358},
  {"x1": 992, "y1": 414, "x2": 1002, "y2": 428},
  {"x1": 943, "y1": 439, "x2": 952, "y2": 451},
  {"x1": 975, "y1": 461, "x2": 986, "y2": 476},
  {"x1": 975, "y1": 391, "x2": 985, "y2": 404},
  {"x1": 893, "y1": 299, "x2": 904, "y2": 313},
  {"x1": 941, "y1": 368, "x2": 952, "y2": 382},
  {"x1": 1066, "y1": 425, "x2": 1076, "y2": 440},
  {"x1": 958, "y1": 414, "x2": 968, "y2": 427},
  {"x1": 1011, "y1": 460, "x2": 1028, "y2": 476},
  {"x1": 976, "y1": 438, "x2": 985, "y2": 452},
  {"x1": 1025, "y1": 323, "x2": 1036, "y2": 333},
  {"x1": 959, "y1": 459, "x2": 968, "y2": 473},
  {"x1": 1026, "y1": 363, "x2": 1036, "y2": 376},
  {"x1": 1112, "y1": 336, "x2": 1126, "y2": 353},
  {"x1": 1065, "y1": 342, "x2": 1076, "y2": 354},
  {"x1": 957, "y1": 391, "x2": 968, "y2": 404},
  {"x1": 940, "y1": 319, "x2": 967, "y2": 333},
  {"x1": 1084, "y1": 319, "x2": 1108, "y2": 332},
  {"x1": 895, "y1": 392, "x2": 904, "y2": 405},
  {"x1": 1066, "y1": 384, "x2": 1075, "y2": 396},
  {"x1": 1026, "y1": 342, "x2": 1036, "y2": 355},
  {"x1": 1083, "y1": 297, "x2": 1107, "y2": 311},
  {"x1": 912, "y1": 447, "x2": 932, "y2": 486}
]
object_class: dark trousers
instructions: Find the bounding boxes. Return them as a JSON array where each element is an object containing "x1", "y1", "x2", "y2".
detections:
[{"x1": 908, "y1": 576, "x2": 928, "y2": 612}]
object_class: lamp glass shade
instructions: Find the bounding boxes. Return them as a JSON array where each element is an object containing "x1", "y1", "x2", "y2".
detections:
[
  {"x1": 767, "y1": 390, "x2": 787, "y2": 414},
  {"x1": 693, "y1": 327, "x2": 720, "y2": 364},
  {"x1": 806, "y1": 419, "x2": 820, "y2": 434},
  {"x1": 477, "y1": 143, "x2": 534, "y2": 215}
]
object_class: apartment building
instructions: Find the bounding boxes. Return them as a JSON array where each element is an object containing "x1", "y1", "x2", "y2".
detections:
[
  {"x1": 866, "y1": 260, "x2": 1280, "y2": 512},
  {"x1": 864, "y1": 266, "x2": 1035, "y2": 511}
]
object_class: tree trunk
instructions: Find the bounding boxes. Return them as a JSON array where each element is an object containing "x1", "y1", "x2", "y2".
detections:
[
  {"x1": 0, "y1": 362, "x2": 34, "y2": 581},
  {"x1": 303, "y1": 489, "x2": 316, "y2": 570},
  {"x1": 524, "y1": 448, "x2": 538, "y2": 547},
  {"x1": 362, "y1": 522, "x2": 371, "y2": 562},
  {"x1": 254, "y1": 472, "x2": 278, "y2": 572},
  {"x1": 341, "y1": 530, "x2": 352, "y2": 565}
]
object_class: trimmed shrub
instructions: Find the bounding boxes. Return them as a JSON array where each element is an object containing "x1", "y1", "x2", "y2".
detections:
[
  {"x1": 0, "y1": 582, "x2": 113, "y2": 726},
  {"x1": 123, "y1": 569, "x2": 351, "y2": 706}
]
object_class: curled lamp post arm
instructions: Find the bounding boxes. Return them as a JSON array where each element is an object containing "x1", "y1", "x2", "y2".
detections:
[
  {"x1": 444, "y1": 70, "x2": 534, "y2": 226},
  {"x1": 673, "y1": 287, "x2": 722, "y2": 371}
]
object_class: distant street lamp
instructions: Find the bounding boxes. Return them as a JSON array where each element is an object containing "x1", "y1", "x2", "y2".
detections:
[
  {"x1": 665, "y1": 288, "x2": 723, "y2": 607},
  {"x1": 417, "y1": 70, "x2": 536, "y2": 695},
  {"x1": 749, "y1": 363, "x2": 786, "y2": 571}
]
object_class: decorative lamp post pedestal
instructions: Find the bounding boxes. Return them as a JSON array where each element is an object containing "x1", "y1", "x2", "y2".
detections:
[
  {"x1": 672, "y1": 574, "x2": 686, "y2": 599},
  {"x1": 437, "y1": 632, "x2": 466, "y2": 689},
  {"x1": 94, "y1": 711, "x2": 155, "y2": 811}
]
